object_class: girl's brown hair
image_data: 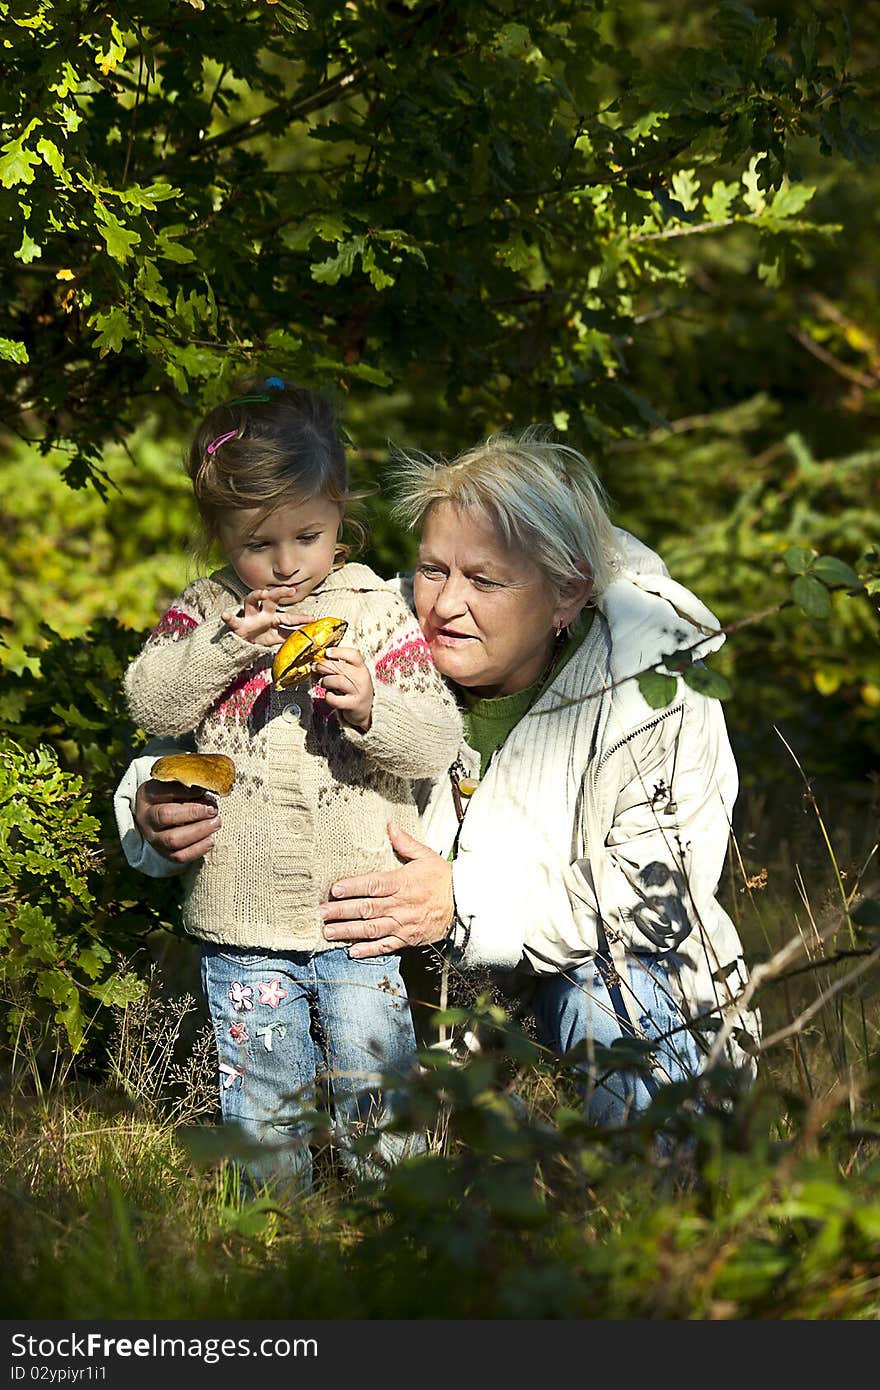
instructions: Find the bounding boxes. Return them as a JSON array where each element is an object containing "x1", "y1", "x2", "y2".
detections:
[{"x1": 187, "y1": 377, "x2": 360, "y2": 553}]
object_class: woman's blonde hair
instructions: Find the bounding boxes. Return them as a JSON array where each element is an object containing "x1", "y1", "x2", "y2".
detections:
[{"x1": 390, "y1": 427, "x2": 616, "y2": 597}]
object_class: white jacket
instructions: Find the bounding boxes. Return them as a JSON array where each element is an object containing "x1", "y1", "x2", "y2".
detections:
[{"x1": 416, "y1": 530, "x2": 759, "y2": 1067}]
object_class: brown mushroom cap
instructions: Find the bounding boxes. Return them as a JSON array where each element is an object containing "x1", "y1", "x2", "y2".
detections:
[{"x1": 150, "y1": 752, "x2": 236, "y2": 796}]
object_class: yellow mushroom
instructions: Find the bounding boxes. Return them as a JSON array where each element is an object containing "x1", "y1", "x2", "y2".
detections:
[{"x1": 272, "y1": 617, "x2": 348, "y2": 690}]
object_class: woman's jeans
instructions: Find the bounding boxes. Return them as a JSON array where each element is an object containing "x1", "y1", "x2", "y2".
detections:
[
  {"x1": 532, "y1": 954, "x2": 704, "y2": 1129},
  {"x1": 201, "y1": 943, "x2": 424, "y2": 1192}
]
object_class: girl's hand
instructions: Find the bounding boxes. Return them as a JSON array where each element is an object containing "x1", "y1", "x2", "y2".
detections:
[
  {"x1": 312, "y1": 645, "x2": 374, "y2": 731},
  {"x1": 221, "y1": 586, "x2": 305, "y2": 647}
]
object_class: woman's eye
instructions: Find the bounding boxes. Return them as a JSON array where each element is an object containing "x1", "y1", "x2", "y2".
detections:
[
  {"x1": 247, "y1": 542, "x2": 268, "y2": 551},
  {"x1": 472, "y1": 576, "x2": 500, "y2": 590},
  {"x1": 298, "y1": 533, "x2": 321, "y2": 544}
]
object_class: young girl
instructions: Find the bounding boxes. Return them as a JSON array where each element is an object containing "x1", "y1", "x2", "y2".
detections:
[{"x1": 120, "y1": 377, "x2": 462, "y2": 1191}]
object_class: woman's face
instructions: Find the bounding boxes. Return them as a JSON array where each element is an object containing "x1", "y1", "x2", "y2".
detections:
[{"x1": 414, "y1": 501, "x2": 565, "y2": 698}]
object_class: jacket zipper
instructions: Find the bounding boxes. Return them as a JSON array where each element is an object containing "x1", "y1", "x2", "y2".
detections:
[{"x1": 595, "y1": 702, "x2": 683, "y2": 774}]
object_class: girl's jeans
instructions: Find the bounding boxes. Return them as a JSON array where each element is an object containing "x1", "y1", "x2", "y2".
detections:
[
  {"x1": 201, "y1": 943, "x2": 424, "y2": 1192},
  {"x1": 532, "y1": 954, "x2": 704, "y2": 1128}
]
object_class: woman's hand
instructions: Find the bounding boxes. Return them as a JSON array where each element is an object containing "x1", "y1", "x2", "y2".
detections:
[
  {"x1": 320, "y1": 822, "x2": 454, "y2": 959},
  {"x1": 134, "y1": 779, "x2": 221, "y2": 864},
  {"x1": 312, "y1": 645, "x2": 374, "y2": 732}
]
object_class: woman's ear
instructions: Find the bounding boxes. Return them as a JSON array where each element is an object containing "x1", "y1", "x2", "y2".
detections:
[{"x1": 555, "y1": 562, "x2": 594, "y2": 629}]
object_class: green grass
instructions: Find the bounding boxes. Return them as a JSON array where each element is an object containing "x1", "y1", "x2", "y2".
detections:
[{"x1": 2, "y1": 788, "x2": 879, "y2": 1320}]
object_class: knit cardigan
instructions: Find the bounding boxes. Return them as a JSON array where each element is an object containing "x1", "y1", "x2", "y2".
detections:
[{"x1": 123, "y1": 561, "x2": 462, "y2": 952}]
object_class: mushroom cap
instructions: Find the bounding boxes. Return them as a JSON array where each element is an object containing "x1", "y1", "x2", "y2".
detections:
[
  {"x1": 272, "y1": 617, "x2": 348, "y2": 690},
  {"x1": 150, "y1": 752, "x2": 236, "y2": 796}
]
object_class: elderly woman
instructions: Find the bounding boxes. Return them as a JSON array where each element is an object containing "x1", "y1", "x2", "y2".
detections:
[{"x1": 117, "y1": 430, "x2": 758, "y2": 1126}]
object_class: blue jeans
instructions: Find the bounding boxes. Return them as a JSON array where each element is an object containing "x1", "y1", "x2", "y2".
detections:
[
  {"x1": 532, "y1": 954, "x2": 704, "y2": 1128},
  {"x1": 201, "y1": 943, "x2": 424, "y2": 1193}
]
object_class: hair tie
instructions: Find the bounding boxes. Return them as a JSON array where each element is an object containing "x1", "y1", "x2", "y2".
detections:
[
  {"x1": 206, "y1": 429, "x2": 238, "y2": 455},
  {"x1": 264, "y1": 375, "x2": 285, "y2": 390}
]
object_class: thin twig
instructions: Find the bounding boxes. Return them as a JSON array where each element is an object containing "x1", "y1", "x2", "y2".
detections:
[{"x1": 758, "y1": 949, "x2": 880, "y2": 1051}]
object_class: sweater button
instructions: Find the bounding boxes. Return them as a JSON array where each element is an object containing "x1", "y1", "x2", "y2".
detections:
[{"x1": 282, "y1": 703, "x2": 301, "y2": 722}]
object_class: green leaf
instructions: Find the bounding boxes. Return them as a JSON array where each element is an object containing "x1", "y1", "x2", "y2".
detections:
[
  {"x1": 275, "y1": 2, "x2": 311, "y2": 34},
  {"x1": 90, "y1": 973, "x2": 147, "y2": 1007},
  {"x1": 156, "y1": 235, "x2": 196, "y2": 264},
  {"x1": 683, "y1": 665, "x2": 732, "y2": 700},
  {"x1": 15, "y1": 227, "x2": 42, "y2": 264},
  {"x1": 0, "y1": 130, "x2": 42, "y2": 188},
  {"x1": 91, "y1": 307, "x2": 134, "y2": 356},
  {"x1": 783, "y1": 545, "x2": 815, "y2": 575},
  {"x1": 36, "y1": 967, "x2": 77, "y2": 1006},
  {"x1": 742, "y1": 153, "x2": 767, "y2": 214},
  {"x1": 670, "y1": 168, "x2": 700, "y2": 213},
  {"x1": 311, "y1": 237, "x2": 363, "y2": 284},
  {"x1": 361, "y1": 243, "x2": 395, "y2": 290},
  {"x1": 136, "y1": 258, "x2": 171, "y2": 307},
  {"x1": 284, "y1": 212, "x2": 348, "y2": 252},
  {"x1": 662, "y1": 648, "x2": 693, "y2": 673},
  {"x1": 769, "y1": 180, "x2": 815, "y2": 219},
  {"x1": 637, "y1": 670, "x2": 679, "y2": 709},
  {"x1": 265, "y1": 329, "x2": 303, "y2": 352},
  {"x1": 95, "y1": 19, "x2": 127, "y2": 76},
  {"x1": 118, "y1": 181, "x2": 179, "y2": 210},
  {"x1": 811, "y1": 556, "x2": 862, "y2": 590},
  {"x1": 36, "y1": 137, "x2": 69, "y2": 183},
  {"x1": 0, "y1": 338, "x2": 29, "y2": 364},
  {"x1": 76, "y1": 944, "x2": 111, "y2": 979},
  {"x1": 703, "y1": 179, "x2": 738, "y2": 222},
  {"x1": 96, "y1": 211, "x2": 140, "y2": 263},
  {"x1": 791, "y1": 574, "x2": 832, "y2": 619},
  {"x1": 339, "y1": 359, "x2": 392, "y2": 387}
]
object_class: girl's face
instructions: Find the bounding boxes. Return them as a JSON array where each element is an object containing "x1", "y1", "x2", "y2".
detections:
[
  {"x1": 414, "y1": 500, "x2": 572, "y2": 698},
  {"x1": 218, "y1": 495, "x2": 343, "y2": 600}
]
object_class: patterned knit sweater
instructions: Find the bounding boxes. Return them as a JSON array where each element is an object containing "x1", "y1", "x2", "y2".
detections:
[{"x1": 124, "y1": 561, "x2": 463, "y2": 952}]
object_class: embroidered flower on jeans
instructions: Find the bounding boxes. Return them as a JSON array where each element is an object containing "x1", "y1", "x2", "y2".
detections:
[
  {"x1": 257, "y1": 978, "x2": 288, "y2": 1009},
  {"x1": 229, "y1": 1022, "x2": 249, "y2": 1045},
  {"x1": 256, "y1": 1023, "x2": 287, "y2": 1052},
  {"x1": 219, "y1": 1062, "x2": 244, "y2": 1089},
  {"x1": 227, "y1": 981, "x2": 254, "y2": 1013}
]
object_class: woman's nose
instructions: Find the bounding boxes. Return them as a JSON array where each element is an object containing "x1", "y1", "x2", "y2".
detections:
[{"x1": 431, "y1": 574, "x2": 466, "y2": 619}]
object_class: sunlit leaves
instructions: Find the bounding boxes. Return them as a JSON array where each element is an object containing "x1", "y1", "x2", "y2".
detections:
[
  {"x1": 0, "y1": 338, "x2": 28, "y2": 363},
  {"x1": 0, "y1": 125, "x2": 42, "y2": 187},
  {"x1": 741, "y1": 153, "x2": 768, "y2": 214},
  {"x1": 0, "y1": 0, "x2": 875, "y2": 491}
]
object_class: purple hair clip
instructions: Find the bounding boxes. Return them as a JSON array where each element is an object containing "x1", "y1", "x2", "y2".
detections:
[{"x1": 206, "y1": 429, "x2": 238, "y2": 455}]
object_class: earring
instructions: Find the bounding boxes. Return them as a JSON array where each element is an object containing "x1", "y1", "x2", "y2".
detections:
[{"x1": 554, "y1": 622, "x2": 563, "y2": 638}]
